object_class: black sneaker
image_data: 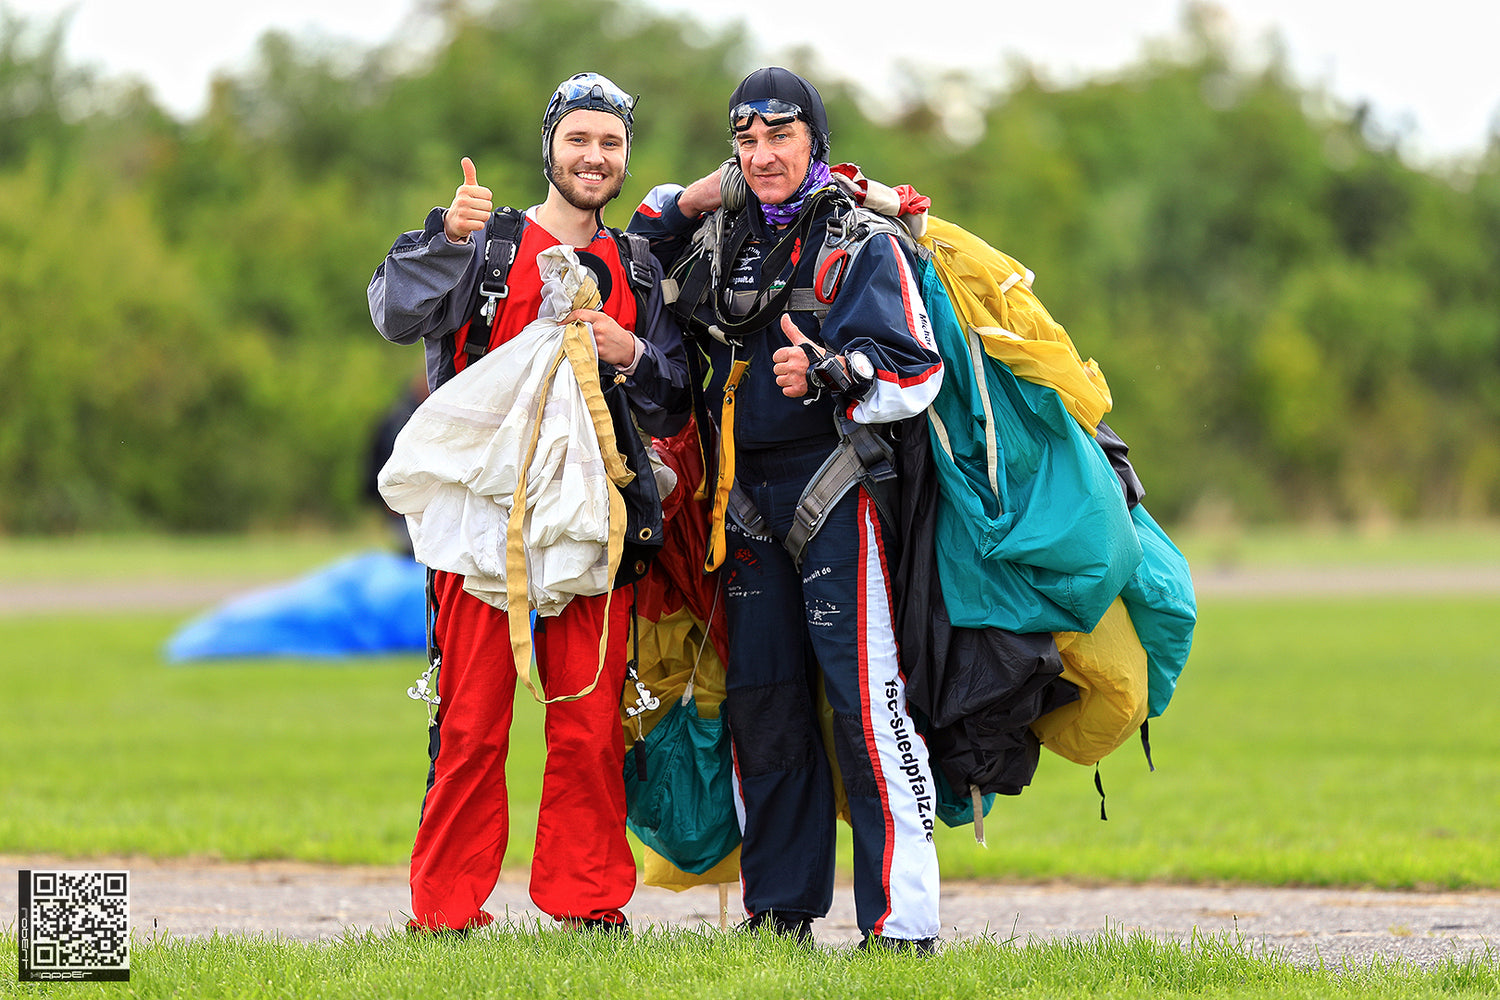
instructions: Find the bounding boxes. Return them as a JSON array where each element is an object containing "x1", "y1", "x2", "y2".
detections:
[
  {"x1": 857, "y1": 933, "x2": 937, "y2": 955},
  {"x1": 560, "y1": 914, "x2": 631, "y2": 935},
  {"x1": 406, "y1": 920, "x2": 471, "y2": 939},
  {"x1": 738, "y1": 910, "x2": 815, "y2": 944}
]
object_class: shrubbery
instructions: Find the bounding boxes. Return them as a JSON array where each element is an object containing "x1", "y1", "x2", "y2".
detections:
[{"x1": 2, "y1": 0, "x2": 1496, "y2": 532}]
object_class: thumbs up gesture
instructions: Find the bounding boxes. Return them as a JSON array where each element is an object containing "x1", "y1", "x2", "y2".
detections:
[
  {"x1": 772, "y1": 315, "x2": 837, "y2": 398},
  {"x1": 443, "y1": 157, "x2": 493, "y2": 244}
]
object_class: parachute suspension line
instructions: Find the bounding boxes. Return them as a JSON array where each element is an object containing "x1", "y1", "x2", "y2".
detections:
[
  {"x1": 970, "y1": 785, "x2": 987, "y2": 847},
  {"x1": 965, "y1": 327, "x2": 1001, "y2": 499},
  {"x1": 684, "y1": 573, "x2": 724, "y2": 707}
]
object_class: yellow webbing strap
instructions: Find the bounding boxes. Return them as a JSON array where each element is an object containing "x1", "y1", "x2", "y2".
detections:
[
  {"x1": 703, "y1": 358, "x2": 750, "y2": 572},
  {"x1": 505, "y1": 280, "x2": 633, "y2": 704}
]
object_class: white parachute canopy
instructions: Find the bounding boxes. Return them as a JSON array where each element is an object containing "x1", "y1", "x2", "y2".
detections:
[{"x1": 378, "y1": 245, "x2": 619, "y2": 616}]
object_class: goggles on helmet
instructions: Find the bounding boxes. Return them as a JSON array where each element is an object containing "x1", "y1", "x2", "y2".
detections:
[
  {"x1": 730, "y1": 98, "x2": 803, "y2": 133},
  {"x1": 545, "y1": 73, "x2": 636, "y2": 130}
]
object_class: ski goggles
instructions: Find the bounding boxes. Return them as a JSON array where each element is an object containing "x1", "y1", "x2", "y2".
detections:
[
  {"x1": 548, "y1": 73, "x2": 635, "y2": 127},
  {"x1": 730, "y1": 98, "x2": 803, "y2": 133}
]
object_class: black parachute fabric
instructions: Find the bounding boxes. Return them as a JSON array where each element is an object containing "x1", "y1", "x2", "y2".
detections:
[{"x1": 888, "y1": 418, "x2": 1077, "y2": 800}]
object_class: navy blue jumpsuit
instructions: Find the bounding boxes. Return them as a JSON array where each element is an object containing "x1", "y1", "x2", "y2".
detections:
[{"x1": 631, "y1": 184, "x2": 945, "y2": 940}]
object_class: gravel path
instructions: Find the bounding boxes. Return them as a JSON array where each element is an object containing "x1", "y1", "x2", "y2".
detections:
[{"x1": 5, "y1": 856, "x2": 1496, "y2": 968}]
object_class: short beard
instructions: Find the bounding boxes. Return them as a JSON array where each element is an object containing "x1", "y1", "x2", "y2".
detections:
[{"x1": 550, "y1": 165, "x2": 624, "y2": 212}]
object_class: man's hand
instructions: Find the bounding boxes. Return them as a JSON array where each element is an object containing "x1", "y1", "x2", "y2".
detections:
[
  {"x1": 676, "y1": 167, "x2": 724, "y2": 218},
  {"x1": 567, "y1": 308, "x2": 639, "y2": 368},
  {"x1": 772, "y1": 315, "x2": 823, "y2": 398},
  {"x1": 443, "y1": 157, "x2": 493, "y2": 244}
]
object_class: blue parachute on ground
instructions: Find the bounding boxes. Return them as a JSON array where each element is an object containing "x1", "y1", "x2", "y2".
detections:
[{"x1": 164, "y1": 550, "x2": 426, "y2": 662}]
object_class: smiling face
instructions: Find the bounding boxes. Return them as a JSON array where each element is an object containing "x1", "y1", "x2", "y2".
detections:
[
  {"x1": 733, "y1": 117, "x2": 813, "y2": 208},
  {"x1": 547, "y1": 109, "x2": 628, "y2": 211}
]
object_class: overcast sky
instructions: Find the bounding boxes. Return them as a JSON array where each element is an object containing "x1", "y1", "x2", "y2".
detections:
[{"x1": 7, "y1": 0, "x2": 1498, "y2": 165}]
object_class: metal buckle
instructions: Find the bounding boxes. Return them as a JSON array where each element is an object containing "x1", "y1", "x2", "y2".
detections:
[{"x1": 479, "y1": 288, "x2": 507, "y2": 324}]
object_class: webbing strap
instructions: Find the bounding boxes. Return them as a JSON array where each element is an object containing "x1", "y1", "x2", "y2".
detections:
[
  {"x1": 726, "y1": 483, "x2": 767, "y2": 537},
  {"x1": 781, "y1": 439, "x2": 867, "y2": 565},
  {"x1": 785, "y1": 288, "x2": 828, "y2": 315},
  {"x1": 686, "y1": 343, "x2": 715, "y2": 503},
  {"x1": 504, "y1": 278, "x2": 632, "y2": 705},
  {"x1": 466, "y1": 208, "x2": 525, "y2": 359},
  {"x1": 726, "y1": 423, "x2": 896, "y2": 567},
  {"x1": 728, "y1": 287, "x2": 827, "y2": 318},
  {"x1": 670, "y1": 239, "x2": 721, "y2": 329},
  {"x1": 704, "y1": 358, "x2": 750, "y2": 572},
  {"x1": 971, "y1": 785, "x2": 986, "y2": 847},
  {"x1": 616, "y1": 230, "x2": 656, "y2": 298}
]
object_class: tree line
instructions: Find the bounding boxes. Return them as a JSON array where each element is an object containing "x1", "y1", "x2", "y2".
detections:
[{"x1": 1, "y1": 0, "x2": 1497, "y2": 534}]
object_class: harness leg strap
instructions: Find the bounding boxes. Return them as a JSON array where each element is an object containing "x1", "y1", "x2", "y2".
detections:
[{"x1": 783, "y1": 440, "x2": 866, "y2": 566}]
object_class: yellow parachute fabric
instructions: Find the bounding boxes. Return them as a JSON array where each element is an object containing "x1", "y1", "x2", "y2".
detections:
[
  {"x1": 917, "y1": 215, "x2": 1114, "y2": 432},
  {"x1": 1030, "y1": 598, "x2": 1150, "y2": 766},
  {"x1": 622, "y1": 603, "x2": 726, "y2": 743},
  {"x1": 642, "y1": 844, "x2": 741, "y2": 892}
]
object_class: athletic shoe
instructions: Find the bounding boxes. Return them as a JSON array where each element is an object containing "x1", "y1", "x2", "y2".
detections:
[
  {"x1": 560, "y1": 913, "x2": 631, "y2": 935},
  {"x1": 738, "y1": 910, "x2": 815, "y2": 944},
  {"x1": 857, "y1": 933, "x2": 937, "y2": 955}
]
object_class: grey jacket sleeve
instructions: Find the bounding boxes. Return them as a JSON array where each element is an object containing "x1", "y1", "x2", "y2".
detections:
[{"x1": 367, "y1": 207, "x2": 481, "y2": 345}]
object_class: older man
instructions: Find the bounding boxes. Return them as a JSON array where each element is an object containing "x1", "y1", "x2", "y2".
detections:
[{"x1": 630, "y1": 67, "x2": 944, "y2": 951}]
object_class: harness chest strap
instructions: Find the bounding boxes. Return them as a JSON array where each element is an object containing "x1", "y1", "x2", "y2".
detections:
[
  {"x1": 471, "y1": 208, "x2": 525, "y2": 347},
  {"x1": 661, "y1": 279, "x2": 833, "y2": 314},
  {"x1": 667, "y1": 266, "x2": 843, "y2": 334},
  {"x1": 467, "y1": 210, "x2": 655, "y2": 361}
]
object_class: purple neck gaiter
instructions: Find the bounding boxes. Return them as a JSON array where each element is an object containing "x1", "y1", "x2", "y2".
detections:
[{"x1": 761, "y1": 159, "x2": 833, "y2": 227}]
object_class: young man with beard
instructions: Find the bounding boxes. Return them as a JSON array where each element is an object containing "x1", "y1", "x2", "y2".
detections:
[
  {"x1": 368, "y1": 72, "x2": 690, "y2": 934},
  {"x1": 629, "y1": 67, "x2": 945, "y2": 951}
]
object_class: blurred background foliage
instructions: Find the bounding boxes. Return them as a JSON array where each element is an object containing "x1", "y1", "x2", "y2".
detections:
[{"x1": 1, "y1": 0, "x2": 1497, "y2": 534}]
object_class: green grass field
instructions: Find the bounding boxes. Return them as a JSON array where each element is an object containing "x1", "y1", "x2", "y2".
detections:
[
  {"x1": 3, "y1": 531, "x2": 1497, "y2": 887},
  {"x1": 2, "y1": 528, "x2": 1498, "y2": 997},
  {"x1": 3, "y1": 924, "x2": 1497, "y2": 1000},
  {"x1": 3, "y1": 596, "x2": 1495, "y2": 886}
]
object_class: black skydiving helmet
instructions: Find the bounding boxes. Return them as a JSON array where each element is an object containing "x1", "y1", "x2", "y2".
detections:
[
  {"x1": 541, "y1": 71, "x2": 637, "y2": 181},
  {"x1": 721, "y1": 66, "x2": 830, "y2": 209}
]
